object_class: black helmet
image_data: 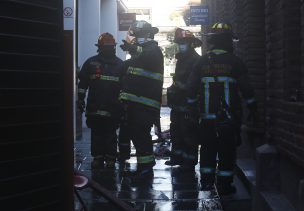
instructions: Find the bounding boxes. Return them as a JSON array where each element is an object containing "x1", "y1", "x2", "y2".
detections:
[
  {"x1": 205, "y1": 22, "x2": 238, "y2": 42},
  {"x1": 128, "y1": 20, "x2": 159, "y2": 37},
  {"x1": 205, "y1": 22, "x2": 238, "y2": 52}
]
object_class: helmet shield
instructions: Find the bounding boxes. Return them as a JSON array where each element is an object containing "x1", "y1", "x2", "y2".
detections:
[{"x1": 128, "y1": 20, "x2": 159, "y2": 38}]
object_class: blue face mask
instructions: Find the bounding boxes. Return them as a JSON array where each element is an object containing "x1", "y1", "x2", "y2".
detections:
[
  {"x1": 178, "y1": 44, "x2": 189, "y2": 53},
  {"x1": 137, "y1": 37, "x2": 153, "y2": 45},
  {"x1": 137, "y1": 38, "x2": 146, "y2": 44}
]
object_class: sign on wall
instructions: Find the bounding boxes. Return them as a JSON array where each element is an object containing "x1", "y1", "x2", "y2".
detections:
[
  {"x1": 63, "y1": 0, "x2": 74, "y2": 30},
  {"x1": 190, "y1": 6, "x2": 209, "y2": 25},
  {"x1": 118, "y1": 13, "x2": 136, "y2": 31}
]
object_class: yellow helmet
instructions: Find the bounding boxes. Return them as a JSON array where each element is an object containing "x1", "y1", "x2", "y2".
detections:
[{"x1": 210, "y1": 23, "x2": 232, "y2": 35}]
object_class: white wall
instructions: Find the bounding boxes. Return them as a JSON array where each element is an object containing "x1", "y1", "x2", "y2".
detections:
[
  {"x1": 100, "y1": 0, "x2": 127, "y2": 60},
  {"x1": 100, "y1": 0, "x2": 117, "y2": 36},
  {"x1": 78, "y1": 0, "x2": 127, "y2": 67},
  {"x1": 78, "y1": 0, "x2": 101, "y2": 67},
  {"x1": 116, "y1": 31, "x2": 127, "y2": 60}
]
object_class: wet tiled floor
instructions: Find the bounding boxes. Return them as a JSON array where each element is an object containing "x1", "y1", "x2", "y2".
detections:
[{"x1": 74, "y1": 107, "x2": 223, "y2": 211}]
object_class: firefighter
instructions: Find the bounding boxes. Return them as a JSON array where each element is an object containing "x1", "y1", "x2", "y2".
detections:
[
  {"x1": 119, "y1": 20, "x2": 164, "y2": 179},
  {"x1": 187, "y1": 23, "x2": 257, "y2": 194},
  {"x1": 165, "y1": 28, "x2": 201, "y2": 172},
  {"x1": 118, "y1": 33, "x2": 164, "y2": 165},
  {"x1": 77, "y1": 33, "x2": 124, "y2": 169}
]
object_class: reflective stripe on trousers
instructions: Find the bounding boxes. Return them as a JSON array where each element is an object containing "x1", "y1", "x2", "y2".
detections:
[
  {"x1": 217, "y1": 170, "x2": 233, "y2": 177},
  {"x1": 137, "y1": 155, "x2": 155, "y2": 164},
  {"x1": 200, "y1": 167, "x2": 216, "y2": 174}
]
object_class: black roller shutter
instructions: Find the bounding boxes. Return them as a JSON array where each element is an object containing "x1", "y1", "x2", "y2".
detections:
[{"x1": 0, "y1": 1, "x2": 73, "y2": 210}]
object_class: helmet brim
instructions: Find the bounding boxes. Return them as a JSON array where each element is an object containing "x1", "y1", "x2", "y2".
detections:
[
  {"x1": 151, "y1": 27, "x2": 159, "y2": 34},
  {"x1": 95, "y1": 43, "x2": 116, "y2": 47},
  {"x1": 202, "y1": 32, "x2": 239, "y2": 42}
]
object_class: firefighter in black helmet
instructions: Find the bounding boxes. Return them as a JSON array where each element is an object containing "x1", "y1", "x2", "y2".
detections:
[
  {"x1": 77, "y1": 33, "x2": 124, "y2": 169},
  {"x1": 119, "y1": 20, "x2": 164, "y2": 180},
  {"x1": 165, "y1": 28, "x2": 201, "y2": 172},
  {"x1": 187, "y1": 23, "x2": 257, "y2": 194}
]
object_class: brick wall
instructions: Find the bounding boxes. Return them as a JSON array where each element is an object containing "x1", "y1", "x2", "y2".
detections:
[
  {"x1": 0, "y1": 1, "x2": 73, "y2": 210},
  {"x1": 265, "y1": 0, "x2": 304, "y2": 167},
  {"x1": 241, "y1": 0, "x2": 266, "y2": 130}
]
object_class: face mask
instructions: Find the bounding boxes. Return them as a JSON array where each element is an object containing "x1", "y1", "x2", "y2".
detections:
[
  {"x1": 99, "y1": 46, "x2": 116, "y2": 58},
  {"x1": 137, "y1": 37, "x2": 146, "y2": 44},
  {"x1": 178, "y1": 44, "x2": 189, "y2": 53}
]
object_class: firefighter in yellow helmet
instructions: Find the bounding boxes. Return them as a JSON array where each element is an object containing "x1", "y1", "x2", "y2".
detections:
[
  {"x1": 77, "y1": 33, "x2": 124, "y2": 169},
  {"x1": 165, "y1": 28, "x2": 201, "y2": 173},
  {"x1": 187, "y1": 23, "x2": 257, "y2": 194},
  {"x1": 119, "y1": 20, "x2": 164, "y2": 181}
]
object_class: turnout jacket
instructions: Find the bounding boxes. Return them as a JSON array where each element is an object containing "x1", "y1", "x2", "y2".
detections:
[
  {"x1": 167, "y1": 50, "x2": 200, "y2": 112},
  {"x1": 187, "y1": 49, "x2": 255, "y2": 121},
  {"x1": 120, "y1": 40, "x2": 164, "y2": 116},
  {"x1": 78, "y1": 54, "x2": 124, "y2": 119}
]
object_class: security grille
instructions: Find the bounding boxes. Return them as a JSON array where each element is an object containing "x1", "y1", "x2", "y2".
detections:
[{"x1": 0, "y1": 1, "x2": 72, "y2": 210}]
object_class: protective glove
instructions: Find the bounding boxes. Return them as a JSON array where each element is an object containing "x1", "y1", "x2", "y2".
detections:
[
  {"x1": 120, "y1": 40, "x2": 137, "y2": 54},
  {"x1": 77, "y1": 100, "x2": 85, "y2": 113},
  {"x1": 166, "y1": 85, "x2": 177, "y2": 107}
]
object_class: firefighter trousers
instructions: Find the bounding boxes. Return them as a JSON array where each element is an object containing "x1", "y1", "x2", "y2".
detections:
[
  {"x1": 118, "y1": 120, "x2": 131, "y2": 160},
  {"x1": 89, "y1": 117, "x2": 118, "y2": 162},
  {"x1": 170, "y1": 110, "x2": 198, "y2": 167},
  {"x1": 199, "y1": 120, "x2": 237, "y2": 186},
  {"x1": 125, "y1": 107, "x2": 155, "y2": 169}
]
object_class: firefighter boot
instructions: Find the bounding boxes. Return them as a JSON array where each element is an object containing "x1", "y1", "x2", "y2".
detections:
[
  {"x1": 123, "y1": 163, "x2": 154, "y2": 184},
  {"x1": 91, "y1": 156, "x2": 104, "y2": 169},
  {"x1": 130, "y1": 168, "x2": 154, "y2": 185},
  {"x1": 105, "y1": 160, "x2": 116, "y2": 169},
  {"x1": 118, "y1": 154, "x2": 130, "y2": 165},
  {"x1": 216, "y1": 183, "x2": 236, "y2": 195},
  {"x1": 164, "y1": 153, "x2": 182, "y2": 166},
  {"x1": 216, "y1": 175, "x2": 236, "y2": 195},
  {"x1": 104, "y1": 155, "x2": 116, "y2": 169},
  {"x1": 164, "y1": 159, "x2": 181, "y2": 166},
  {"x1": 171, "y1": 165, "x2": 195, "y2": 177}
]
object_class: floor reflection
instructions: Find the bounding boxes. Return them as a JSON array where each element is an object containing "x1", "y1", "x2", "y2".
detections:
[{"x1": 75, "y1": 107, "x2": 223, "y2": 210}]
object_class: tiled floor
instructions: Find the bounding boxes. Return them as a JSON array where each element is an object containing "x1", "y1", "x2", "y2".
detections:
[{"x1": 74, "y1": 107, "x2": 223, "y2": 211}]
